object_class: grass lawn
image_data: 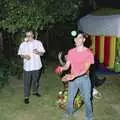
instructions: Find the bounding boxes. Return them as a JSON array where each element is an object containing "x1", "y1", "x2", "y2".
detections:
[
  {"x1": 92, "y1": 8, "x2": 120, "y2": 15},
  {"x1": 0, "y1": 62, "x2": 120, "y2": 120}
]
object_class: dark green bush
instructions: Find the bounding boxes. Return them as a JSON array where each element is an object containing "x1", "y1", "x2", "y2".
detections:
[
  {"x1": 9, "y1": 59, "x2": 23, "y2": 79},
  {"x1": 0, "y1": 58, "x2": 23, "y2": 89},
  {"x1": 0, "y1": 59, "x2": 10, "y2": 88}
]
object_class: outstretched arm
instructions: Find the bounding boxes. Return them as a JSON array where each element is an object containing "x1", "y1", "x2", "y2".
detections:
[
  {"x1": 55, "y1": 60, "x2": 70, "y2": 74},
  {"x1": 61, "y1": 61, "x2": 70, "y2": 71},
  {"x1": 58, "y1": 52, "x2": 65, "y2": 66}
]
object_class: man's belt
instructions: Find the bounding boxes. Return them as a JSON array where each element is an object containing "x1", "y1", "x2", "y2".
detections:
[{"x1": 72, "y1": 73, "x2": 89, "y2": 80}]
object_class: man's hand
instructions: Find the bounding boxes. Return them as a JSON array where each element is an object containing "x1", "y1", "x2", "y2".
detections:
[
  {"x1": 61, "y1": 74, "x2": 76, "y2": 81},
  {"x1": 21, "y1": 55, "x2": 31, "y2": 60},
  {"x1": 54, "y1": 66, "x2": 63, "y2": 74},
  {"x1": 33, "y1": 49, "x2": 39, "y2": 54},
  {"x1": 25, "y1": 55, "x2": 31, "y2": 60},
  {"x1": 33, "y1": 49, "x2": 43, "y2": 56}
]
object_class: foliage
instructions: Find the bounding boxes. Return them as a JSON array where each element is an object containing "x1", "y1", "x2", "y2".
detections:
[
  {"x1": 0, "y1": 58, "x2": 23, "y2": 89},
  {"x1": 0, "y1": 59, "x2": 10, "y2": 88},
  {"x1": 9, "y1": 59, "x2": 23, "y2": 80},
  {"x1": 0, "y1": 0, "x2": 83, "y2": 33}
]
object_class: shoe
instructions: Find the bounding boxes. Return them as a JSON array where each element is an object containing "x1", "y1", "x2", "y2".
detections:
[
  {"x1": 93, "y1": 88, "x2": 99, "y2": 96},
  {"x1": 24, "y1": 98, "x2": 29, "y2": 104},
  {"x1": 32, "y1": 93, "x2": 41, "y2": 97},
  {"x1": 94, "y1": 92, "x2": 102, "y2": 100}
]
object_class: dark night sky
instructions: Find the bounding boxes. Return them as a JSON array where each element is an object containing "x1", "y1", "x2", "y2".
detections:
[
  {"x1": 19, "y1": 0, "x2": 120, "y2": 8},
  {"x1": 96, "y1": 0, "x2": 120, "y2": 8}
]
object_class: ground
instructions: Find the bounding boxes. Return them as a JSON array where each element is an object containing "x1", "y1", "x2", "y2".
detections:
[{"x1": 0, "y1": 63, "x2": 120, "y2": 120}]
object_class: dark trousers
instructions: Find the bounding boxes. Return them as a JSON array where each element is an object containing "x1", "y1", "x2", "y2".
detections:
[{"x1": 24, "y1": 69, "x2": 42, "y2": 98}]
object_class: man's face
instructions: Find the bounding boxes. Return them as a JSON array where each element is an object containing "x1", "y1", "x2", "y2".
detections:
[
  {"x1": 26, "y1": 32, "x2": 34, "y2": 41},
  {"x1": 74, "y1": 34, "x2": 85, "y2": 47}
]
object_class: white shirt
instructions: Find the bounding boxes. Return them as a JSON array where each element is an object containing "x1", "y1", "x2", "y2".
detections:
[{"x1": 18, "y1": 39, "x2": 45, "y2": 71}]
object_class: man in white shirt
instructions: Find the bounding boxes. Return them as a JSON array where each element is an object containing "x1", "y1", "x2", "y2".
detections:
[{"x1": 18, "y1": 31, "x2": 45, "y2": 104}]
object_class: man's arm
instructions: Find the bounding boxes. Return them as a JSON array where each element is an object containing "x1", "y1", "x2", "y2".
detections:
[
  {"x1": 61, "y1": 62, "x2": 90, "y2": 82},
  {"x1": 61, "y1": 60, "x2": 92, "y2": 82},
  {"x1": 33, "y1": 41, "x2": 45, "y2": 56},
  {"x1": 18, "y1": 43, "x2": 31, "y2": 60},
  {"x1": 55, "y1": 60, "x2": 70, "y2": 74},
  {"x1": 58, "y1": 52, "x2": 66, "y2": 66},
  {"x1": 61, "y1": 61, "x2": 70, "y2": 71},
  {"x1": 33, "y1": 49, "x2": 44, "y2": 56},
  {"x1": 20, "y1": 54, "x2": 31, "y2": 60}
]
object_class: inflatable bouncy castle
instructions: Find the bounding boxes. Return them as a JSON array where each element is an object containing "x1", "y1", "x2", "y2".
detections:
[{"x1": 78, "y1": 14, "x2": 120, "y2": 72}]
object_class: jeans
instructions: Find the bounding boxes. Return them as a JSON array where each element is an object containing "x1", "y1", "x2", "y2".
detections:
[{"x1": 66, "y1": 75, "x2": 93, "y2": 120}]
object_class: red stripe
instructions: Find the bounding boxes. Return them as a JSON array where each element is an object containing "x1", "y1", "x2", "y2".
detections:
[
  {"x1": 95, "y1": 36, "x2": 100, "y2": 60},
  {"x1": 104, "y1": 36, "x2": 110, "y2": 66}
]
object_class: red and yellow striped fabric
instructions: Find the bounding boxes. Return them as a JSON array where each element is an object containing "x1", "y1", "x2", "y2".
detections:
[
  {"x1": 90, "y1": 35, "x2": 117, "y2": 69},
  {"x1": 108, "y1": 36, "x2": 116, "y2": 69},
  {"x1": 104, "y1": 36, "x2": 111, "y2": 67},
  {"x1": 90, "y1": 36, "x2": 95, "y2": 54},
  {"x1": 95, "y1": 36, "x2": 100, "y2": 60},
  {"x1": 99, "y1": 36, "x2": 104, "y2": 63}
]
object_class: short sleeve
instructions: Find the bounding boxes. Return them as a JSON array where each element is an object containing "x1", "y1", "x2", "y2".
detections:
[
  {"x1": 18, "y1": 43, "x2": 24, "y2": 55},
  {"x1": 87, "y1": 51, "x2": 94, "y2": 64},
  {"x1": 37, "y1": 41, "x2": 45, "y2": 53}
]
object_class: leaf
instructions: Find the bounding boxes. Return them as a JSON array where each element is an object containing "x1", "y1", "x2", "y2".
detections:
[{"x1": 0, "y1": 0, "x2": 83, "y2": 33}]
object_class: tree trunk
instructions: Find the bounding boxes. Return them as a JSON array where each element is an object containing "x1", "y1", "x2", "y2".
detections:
[
  {"x1": 0, "y1": 32, "x2": 4, "y2": 58},
  {"x1": 89, "y1": 0, "x2": 97, "y2": 10}
]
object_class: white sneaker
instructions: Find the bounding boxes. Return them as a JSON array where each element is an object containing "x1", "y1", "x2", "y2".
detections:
[
  {"x1": 93, "y1": 88, "x2": 102, "y2": 99},
  {"x1": 93, "y1": 88, "x2": 99, "y2": 96}
]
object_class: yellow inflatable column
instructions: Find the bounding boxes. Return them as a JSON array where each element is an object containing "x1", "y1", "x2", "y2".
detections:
[
  {"x1": 114, "y1": 37, "x2": 120, "y2": 72},
  {"x1": 108, "y1": 36, "x2": 116, "y2": 69},
  {"x1": 90, "y1": 35, "x2": 95, "y2": 54},
  {"x1": 99, "y1": 36, "x2": 104, "y2": 63}
]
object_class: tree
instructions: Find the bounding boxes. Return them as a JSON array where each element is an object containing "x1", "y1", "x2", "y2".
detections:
[
  {"x1": 0, "y1": 0, "x2": 90, "y2": 58},
  {"x1": 0, "y1": 0, "x2": 84, "y2": 33}
]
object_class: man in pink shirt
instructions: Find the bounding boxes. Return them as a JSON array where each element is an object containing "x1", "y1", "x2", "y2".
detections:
[{"x1": 57, "y1": 32, "x2": 94, "y2": 120}]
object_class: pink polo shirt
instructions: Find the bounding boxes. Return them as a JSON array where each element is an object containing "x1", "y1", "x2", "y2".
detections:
[{"x1": 67, "y1": 48, "x2": 94, "y2": 75}]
